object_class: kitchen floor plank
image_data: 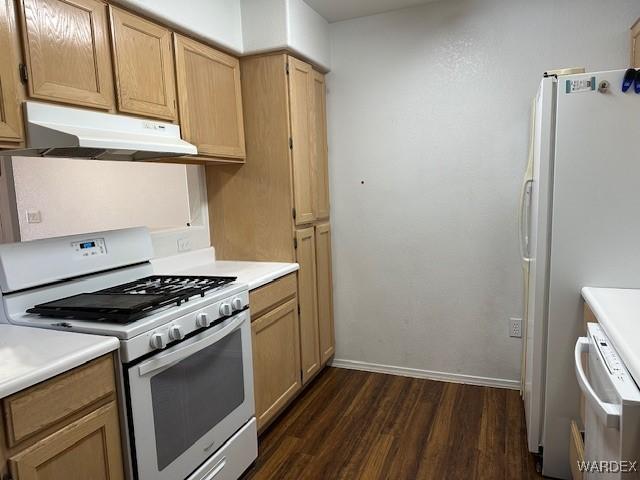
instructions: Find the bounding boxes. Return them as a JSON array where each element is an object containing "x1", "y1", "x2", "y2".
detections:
[{"x1": 242, "y1": 367, "x2": 543, "y2": 480}]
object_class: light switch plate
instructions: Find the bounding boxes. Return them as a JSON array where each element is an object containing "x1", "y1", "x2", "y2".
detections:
[{"x1": 26, "y1": 210, "x2": 42, "y2": 224}]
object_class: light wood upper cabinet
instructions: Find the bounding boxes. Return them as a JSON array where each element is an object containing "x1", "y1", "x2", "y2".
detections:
[
  {"x1": 252, "y1": 297, "x2": 301, "y2": 431},
  {"x1": 315, "y1": 223, "x2": 335, "y2": 365},
  {"x1": 109, "y1": 7, "x2": 177, "y2": 121},
  {"x1": 18, "y1": 0, "x2": 115, "y2": 110},
  {"x1": 632, "y1": 18, "x2": 640, "y2": 68},
  {"x1": 174, "y1": 34, "x2": 245, "y2": 160},
  {"x1": 0, "y1": 0, "x2": 23, "y2": 145},
  {"x1": 9, "y1": 402, "x2": 124, "y2": 480},
  {"x1": 296, "y1": 227, "x2": 320, "y2": 384},
  {"x1": 288, "y1": 57, "x2": 315, "y2": 225},
  {"x1": 311, "y1": 71, "x2": 330, "y2": 220}
]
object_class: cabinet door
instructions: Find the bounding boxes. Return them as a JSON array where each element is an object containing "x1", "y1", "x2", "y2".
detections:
[
  {"x1": 18, "y1": 0, "x2": 114, "y2": 110},
  {"x1": 311, "y1": 71, "x2": 330, "y2": 220},
  {"x1": 0, "y1": 0, "x2": 23, "y2": 144},
  {"x1": 251, "y1": 298, "x2": 301, "y2": 431},
  {"x1": 315, "y1": 223, "x2": 335, "y2": 365},
  {"x1": 296, "y1": 227, "x2": 320, "y2": 384},
  {"x1": 288, "y1": 57, "x2": 315, "y2": 225},
  {"x1": 632, "y1": 19, "x2": 640, "y2": 68},
  {"x1": 9, "y1": 402, "x2": 124, "y2": 480},
  {"x1": 109, "y1": 7, "x2": 177, "y2": 121},
  {"x1": 174, "y1": 34, "x2": 245, "y2": 159}
]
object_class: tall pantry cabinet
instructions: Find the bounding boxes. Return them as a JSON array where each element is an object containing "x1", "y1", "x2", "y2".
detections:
[{"x1": 207, "y1": 53, "x2": 335, "y2": 388}]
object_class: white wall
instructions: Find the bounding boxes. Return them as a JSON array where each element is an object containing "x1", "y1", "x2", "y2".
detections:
[
  {"x1": 286, "y1": 0, "x2": 331, "y2": 70},
  {"x1": 328, "y1": 0, "x2": 640, "y2": 384},
  {"x1": 241, "y1": 0, "x2": 331, "y2": 70},
  {"x1": 240, "y1": 0, "x2": 288, "y2": 54},
  {"x1": 116, "y1": 0, "x2": 244, "y2": 53}
]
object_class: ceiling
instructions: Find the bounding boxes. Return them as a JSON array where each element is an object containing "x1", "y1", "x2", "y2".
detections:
[{"x1": 304, "y1": 0, "x2": 437, "y2": 23}]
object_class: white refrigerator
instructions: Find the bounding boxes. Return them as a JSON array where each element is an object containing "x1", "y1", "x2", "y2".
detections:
[{"x1": 521, "y1": 69, "x2": 640, "y2": 479}]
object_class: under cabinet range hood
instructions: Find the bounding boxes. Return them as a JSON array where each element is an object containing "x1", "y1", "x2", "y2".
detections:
[{"x1": 4, "y1": 102, "x2": 197, "y2": 161}]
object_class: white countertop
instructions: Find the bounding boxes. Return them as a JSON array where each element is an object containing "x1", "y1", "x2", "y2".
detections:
[
  {"x1": 0, "y1": 325, "x2": 119, "y2": 398},
  {"x1": 152, "y1": 248, "x2": 299, "y2": 290},
  {"x1": 582, "y1": 287, "x2": 640, "y2": 387}
]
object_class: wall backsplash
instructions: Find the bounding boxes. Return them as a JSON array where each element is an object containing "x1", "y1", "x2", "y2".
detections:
[{"x1": 11, "y1": 156, "x2": 193, "y2": 241}]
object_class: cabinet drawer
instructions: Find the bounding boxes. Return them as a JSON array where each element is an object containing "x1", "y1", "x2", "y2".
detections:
[
  {"x1": 3, "y1": 355, "x2": 116, "y2": 447},
  {"x1": 249, "y1": 273, "x2": 297, "y2": 320},
  {"x1": 569, "y1": 420, "x2": 585, "y2": 480}
]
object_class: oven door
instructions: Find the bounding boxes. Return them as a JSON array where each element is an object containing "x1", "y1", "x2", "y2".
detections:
[{"x1": 127, "y1": 310, "x2": 254, "y2": 480}]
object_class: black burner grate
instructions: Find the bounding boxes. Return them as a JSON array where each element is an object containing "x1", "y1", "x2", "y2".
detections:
[{"x1": 27, "y1": 275, "x2": 237, "y2": 323}]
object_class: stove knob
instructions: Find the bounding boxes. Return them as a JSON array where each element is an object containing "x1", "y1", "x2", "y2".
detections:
[
  {"x1": 232, "y1": 297, "x2": 243, "y2": 311},
  {"x1": 219, "y1": 302, "x2": 233, "y2": 317},
  {"x1": 168, "y1": 325, "x2": 184, "y2": 341},
  {"x1": 196, "y1": 312, "x2": 211, "y2": 328},
  {"x1": 149, "y1": 333, "x2": 167, "y2": 350}
]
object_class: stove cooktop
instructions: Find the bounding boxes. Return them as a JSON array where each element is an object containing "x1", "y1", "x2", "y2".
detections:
[{"x1": 26, "y1": 275, "x2": 237, "y2": 324}]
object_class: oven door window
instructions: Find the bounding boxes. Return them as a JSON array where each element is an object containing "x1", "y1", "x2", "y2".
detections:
[{"x1": 150, "y1": 329, "x2": 245, "y2": 470}]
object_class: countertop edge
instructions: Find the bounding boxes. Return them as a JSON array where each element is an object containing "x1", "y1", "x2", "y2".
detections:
[
  {"x1": 0, "y1": 336, "x2": 119, "y2": 399},
  {"x1": 246, "y1": 263, "x2": 299, "y2": 290}
]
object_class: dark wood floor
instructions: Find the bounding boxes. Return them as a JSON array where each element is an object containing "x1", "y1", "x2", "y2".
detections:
[{"x1": 243, "y1": 367, "x2": 543, "y2": 480}]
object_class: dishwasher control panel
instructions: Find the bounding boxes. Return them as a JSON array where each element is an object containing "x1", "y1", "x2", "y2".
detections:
[{"x1": 587, "y1": 322, "x2": 640, "y2": 402}]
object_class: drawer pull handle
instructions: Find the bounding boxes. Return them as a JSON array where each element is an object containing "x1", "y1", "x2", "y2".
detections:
[{"x1": 202, "y1": 457, "x2": 226, "y2": 480}]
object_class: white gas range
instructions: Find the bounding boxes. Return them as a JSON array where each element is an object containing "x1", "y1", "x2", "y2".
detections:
[{"x1": 0, "y1": 227, "x2": 257, "y2": 480}]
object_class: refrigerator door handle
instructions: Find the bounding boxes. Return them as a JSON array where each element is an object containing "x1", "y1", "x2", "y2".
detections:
[
  {"x1": 574, "y1": 337, "x2": 621, "y2": 429},
  {"x1": 519, "y1": 178, "x2": 533, "y2": 262}
]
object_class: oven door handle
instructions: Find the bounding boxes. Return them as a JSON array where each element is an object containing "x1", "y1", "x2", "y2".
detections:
[
  {"x1": 138, "y1": 312, "x2": 247, "y2": 376},
  {"x1": 575, "y1": 337, "x2": 621, "y2": 429}
]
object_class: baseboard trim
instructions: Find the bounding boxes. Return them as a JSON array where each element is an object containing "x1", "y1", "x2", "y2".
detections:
[{"x1": 329, "y1": 358, "x2": 520, "y2": 390}]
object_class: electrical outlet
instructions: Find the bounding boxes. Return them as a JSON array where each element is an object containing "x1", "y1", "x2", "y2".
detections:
[
  {"x1": 510, "y1": 318, "x2": 522, "y2": 338},
  {"x1": 26, "y1": 210, "x2": 42, "y2": 224},
  {"x1": 177, "y1": 238, "x2": 191, "y2": 252}
]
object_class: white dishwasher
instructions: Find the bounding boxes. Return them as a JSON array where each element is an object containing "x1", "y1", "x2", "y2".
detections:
[{"x1": 575, "y1": 323, "x2": 640, "y2": 479}]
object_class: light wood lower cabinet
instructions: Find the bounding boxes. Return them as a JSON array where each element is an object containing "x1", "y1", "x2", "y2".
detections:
[
  {"x1": 9, "y1": 402, "x2": 124, "y2": 480},
  {"x1": 315, "y1": 223, "x2": 335, "y2": 365},
  {"x1": 252, "y1": 298, "x2": 301, "y2": 431},
  {"x1": 296, "y1": 227, "x2": 320, "y2": 384},
  {"x1": 250, "y1": 273, "x2": 301, "y2": 432},
  {"x1": 1, "y1": 354, "x2": 125, "y2": 480},
  {"x1": 569, "y1": 420, "x2": 585, "y2": 480}
]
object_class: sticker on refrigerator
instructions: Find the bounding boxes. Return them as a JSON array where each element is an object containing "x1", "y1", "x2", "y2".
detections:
[{"x1": 565, "y1": 77, "x2": 596, "y2": 94}]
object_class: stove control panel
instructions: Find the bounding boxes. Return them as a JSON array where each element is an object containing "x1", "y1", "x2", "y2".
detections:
[
  {"x1": 71, "y1": 238, "x2": 106, "y2": 259},
  {"x1": 122, "y1": 289, "x2": 250, "y2": 361}
]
